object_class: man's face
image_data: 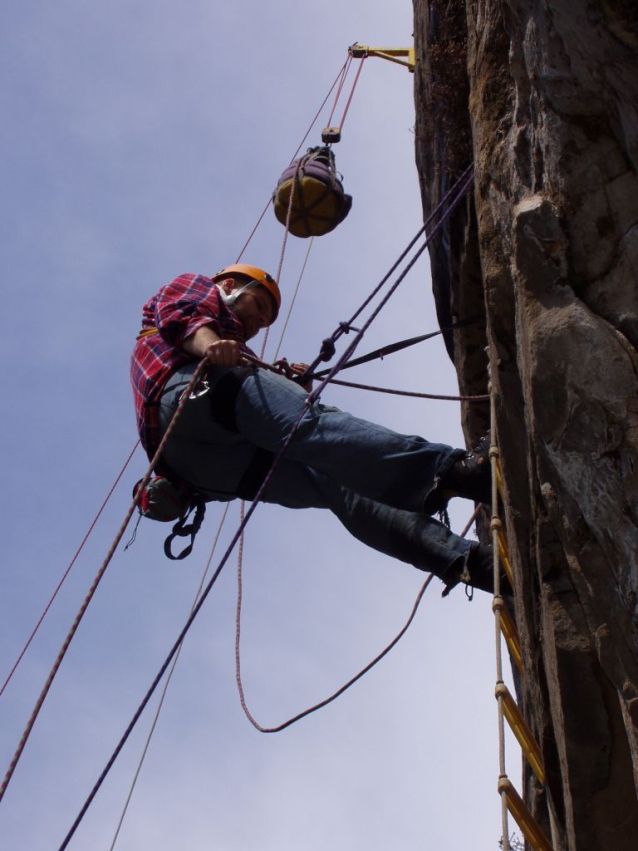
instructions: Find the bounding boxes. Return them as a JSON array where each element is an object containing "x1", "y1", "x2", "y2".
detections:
[{"x1": 229, "y1": 279, "x2": 275, "y2": 340}]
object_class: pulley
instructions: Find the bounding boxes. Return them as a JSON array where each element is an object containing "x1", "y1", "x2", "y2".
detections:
[{"x1": 272, "y1": 146, "x2": 352, "y2": 238}]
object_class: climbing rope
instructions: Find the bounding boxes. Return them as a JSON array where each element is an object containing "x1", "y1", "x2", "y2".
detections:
[
  {"x1": 325, "y1": 55, "x2": 352, "y2": 128},
  {"x1": 235, "y1": 572, "x2": 436, "y2": 733},
  {"x1": 244, "y1": 354, "x2": 488, "y2": 402},
  {"x1": 108, "y1": 503, "x2": 231, "y2": 851},
  {"x1": 233, "y1": 496, "x2": 483, "y2": 733},
  {"x1": 0, "y1": 441, "x2": 140, "y2": 700},
  {"x1": 272, "y1": 237, "x2": 315, "y2": 361},
  {"x1": 336, "y1": 54, "x2": 366, "y2": 131},
  {"x1": 319, "y1": 376, "x2": 489, "y2": 402},
  {"x1": 235, "y1": 59, "x2": 350, "y2": 264},
  {"x1": 0, "y1": 361, "x2": 208, "y2": 805},
  {"x1": 299, "y1": 162, "x2": 475, "y2": 386}
]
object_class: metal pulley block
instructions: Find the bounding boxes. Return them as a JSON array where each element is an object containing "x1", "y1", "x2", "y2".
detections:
[{"x1": 321, "y1": 126, "x2": 342, "y2": 143}]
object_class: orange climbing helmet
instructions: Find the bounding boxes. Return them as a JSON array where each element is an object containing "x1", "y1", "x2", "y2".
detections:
[{"x1": 212, "y1": 263, "x2": 281, "y2": 321}]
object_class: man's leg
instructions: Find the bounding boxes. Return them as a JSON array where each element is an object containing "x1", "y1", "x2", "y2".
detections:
[
  {"x1": 157, "y1": 366, "x2": 492, "y2": 593},
  {"x1": 235, "y1": 368, "x2": 463, "y2": 515},
  {"x1": 258, "y1": 459, "x2": 478, "y2": 591},
  {"x1": 157, "y1": 365, "x2": 259, "y2": 498}
]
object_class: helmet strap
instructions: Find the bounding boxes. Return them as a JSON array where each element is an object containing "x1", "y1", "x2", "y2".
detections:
[{"x1": 216, "y1": 280, "x2": 258, "y2": 311}]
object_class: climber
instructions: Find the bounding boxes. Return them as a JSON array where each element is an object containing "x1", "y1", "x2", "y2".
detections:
[{"x1": 131, "y1": 265, "x2": 502, "y2": 596}]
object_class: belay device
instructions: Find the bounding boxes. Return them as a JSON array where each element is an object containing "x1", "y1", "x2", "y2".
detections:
[
  {"x1": 272, "y1": 145, "x2": 352, "y2": 238},
  {"x1": 134, "y1": 475, "x2": 207, "y2": 560}
]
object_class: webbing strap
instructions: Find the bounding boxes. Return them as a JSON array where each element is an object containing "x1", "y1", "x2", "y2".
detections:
[
  {"x1": 313, "y1": 315, "x2": 483, "y2": 377},
  {"x1": 164, "y1": 499, "x2": 207, "y2": 561}
]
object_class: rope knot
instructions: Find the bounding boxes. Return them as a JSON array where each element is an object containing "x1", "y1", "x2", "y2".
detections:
[
  {"x1": 338, "y1": 321, "x2": 352, "y2": 333},
  {"x1": 320, "y1": 338, "x2": 336, "y2": 362}
]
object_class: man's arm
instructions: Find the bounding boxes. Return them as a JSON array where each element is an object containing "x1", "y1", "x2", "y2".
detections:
[{"x1": 182, "y1": 325, "x2": 245, "y2": 367}]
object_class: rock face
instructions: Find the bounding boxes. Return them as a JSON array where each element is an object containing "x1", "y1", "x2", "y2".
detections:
[{"x1": 413, "y1": 2, "x2": 638, "y2": 849}]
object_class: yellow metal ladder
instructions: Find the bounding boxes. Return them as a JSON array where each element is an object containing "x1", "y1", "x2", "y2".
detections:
[{"x1": 489, "y1": 386, "x2": 555, "y2": 851}]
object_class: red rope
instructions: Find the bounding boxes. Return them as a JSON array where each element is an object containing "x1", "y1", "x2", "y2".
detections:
[
  {"x1": 232, "y1": 478, "x2": 483, "y2": 735},
  {"x1": 235, "y1": 200, "x2": 272, "y2": 264},
  {"x1": 326, "y1": 55, "x2": 352, "y2": 129},
  {"x1": 235, "y1": 572, "x2": 435, "y2": 733},
  {"x1": 291, "y1": 58, "x2": 349, "y2": 160},
  {"x1": 0, "y1": 441, "x2": 140, "y2": 700},
  {"x1": 235, "y1": 59, "x2": 349, "y2": 263},
  {"x1": 338, "y1": 55, "x2": 366, "y2": 130}
]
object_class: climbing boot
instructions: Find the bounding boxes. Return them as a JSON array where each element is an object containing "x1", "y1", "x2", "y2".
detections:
[
  {"x1": 442, "y1": 543, "x2": 512, "y2": 597},
  {"x1": 441, "y1": 430, "x2": 492, "y2": 506},
  {"x1": 422, "y1": 431, "x2": 492, "y2": 516}
]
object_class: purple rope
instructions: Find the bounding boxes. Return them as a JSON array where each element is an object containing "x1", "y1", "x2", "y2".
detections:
[
  {"x1": 302, "y1": 162, "x2": 474, "y2": 378},
  {"x1": 306, "y1": 165, "x2": 475, "y2": 396},
  {"x1": 57, "y1": 402, "x2": 310, "y2": 850}
]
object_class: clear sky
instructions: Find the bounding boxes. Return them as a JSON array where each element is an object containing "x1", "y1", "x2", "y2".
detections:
[{"x1": 1, "y1": 1, "x2": 520, "y2": 849}]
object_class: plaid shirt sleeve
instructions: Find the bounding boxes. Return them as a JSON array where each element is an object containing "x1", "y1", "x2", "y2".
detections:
[
  {"x1": 131, "y1": 273, "x2": 255, "y2": 458},
  {"x1": 151, "y1": 273, "x2": 230, "y2": 345}
]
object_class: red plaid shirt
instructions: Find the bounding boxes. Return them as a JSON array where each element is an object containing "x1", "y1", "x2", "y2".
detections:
[{"x1": 131, "y1": 273, "x2": 257, "y2": 458}]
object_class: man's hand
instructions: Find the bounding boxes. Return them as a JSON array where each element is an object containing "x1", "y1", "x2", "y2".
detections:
[
  {"x1": 290, "y1": 362, "x2": 313, "y2": 392},
  {"x1": 203, "y1": 339, "x2": 244, "y2": 367},
  {"x1": 183, "y1": 327, "x2": 246, "y2": 367}
]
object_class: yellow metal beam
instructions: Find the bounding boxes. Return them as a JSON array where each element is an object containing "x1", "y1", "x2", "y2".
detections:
[
  {"x1": 493, "y1": 596, "x2": 523, "y2": 676},
  {"x1": 498, "y1": 778, "x2": 555, "y2": 851},
  {"x1": 349, "y1": 44, "x2": 415, "y2": 72},
  {"x1": 496, "y1": 683, "x2": 546, "y2": 784}
]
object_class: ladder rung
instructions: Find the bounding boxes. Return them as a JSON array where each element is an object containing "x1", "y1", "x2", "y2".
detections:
[
  {"x1": 496, "y1": 528, "x2": 514, "y2": 587},
  {"x1": 494, "y1": 455, "x2": 505, "y2": 499},
  {"x1": 498, "y1": 778, "x2": 555, "y2": 851},
  {"x1": 496, "y1": 684, "x2": 545, "y2": 784},
  {"x1": 493, "y1": 597, "x2": 523, "y2": 675}
]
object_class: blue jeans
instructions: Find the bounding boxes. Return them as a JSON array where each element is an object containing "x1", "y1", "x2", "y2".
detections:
[{"x1": 158, "y1": 363, "x2": 474, "y2": 581}]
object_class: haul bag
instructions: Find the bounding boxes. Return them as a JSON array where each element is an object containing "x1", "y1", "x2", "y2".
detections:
[{"x1": 273, "y1": 146, "x2": 352, "y2": 238}]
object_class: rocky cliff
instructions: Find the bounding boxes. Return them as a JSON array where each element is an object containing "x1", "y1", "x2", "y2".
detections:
[{"x1": 412, "y1": 1, "x2": 638, "y2": 849}]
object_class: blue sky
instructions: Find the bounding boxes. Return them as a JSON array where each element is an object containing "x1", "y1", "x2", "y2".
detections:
[{"x1": 1, "y1": 2, "x2": 519, "y2": 849}]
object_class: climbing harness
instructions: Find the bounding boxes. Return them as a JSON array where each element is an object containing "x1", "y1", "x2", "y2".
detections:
[{"x1": 272, "y1": 145, "x2": 352, "y2": 238}]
